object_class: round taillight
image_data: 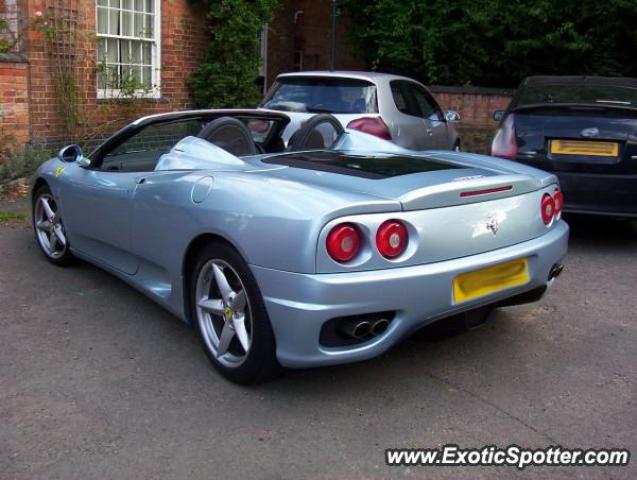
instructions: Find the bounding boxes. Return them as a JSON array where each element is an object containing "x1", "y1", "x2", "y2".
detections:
[
  {"x1": 376, "y1": 220, "x2": 408, "y2": 258},
  {"x1": 326, "y1": 223, "x2": 361, "y2": 262},
  {"x1": 541, "y1": 193, "x2": 555, "y2": 225},
  {"x1": 553, "y1": 189, "x2": 564, "y2": 215}
]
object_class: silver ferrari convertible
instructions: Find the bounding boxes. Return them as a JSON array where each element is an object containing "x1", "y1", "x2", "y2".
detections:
[{"x1": 31, "y1": 110, "x2": 568, "y2": 383}]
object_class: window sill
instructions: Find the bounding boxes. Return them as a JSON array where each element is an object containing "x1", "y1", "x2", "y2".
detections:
[
  {"x1": 0, "y1": 52, "x2": 28, "y2": 63},
  {"x1": 97, "y1": 96, "x2": 168, "y2": 105}
]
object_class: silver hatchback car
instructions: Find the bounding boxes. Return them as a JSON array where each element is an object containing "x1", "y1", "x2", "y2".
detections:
[{"x1": 260, "y1": 70, "x2": 461, "y2": 150}]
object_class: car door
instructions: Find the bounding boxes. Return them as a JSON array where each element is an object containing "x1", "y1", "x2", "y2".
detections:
[
  {"x1": 60, "y1": 120, "x2": 199, "y2": 274},
  {"x1": 60, "y1": 160, "x2": 141, "y2": 275},
  {"x1": 409, "y1": 83, "x2": 449, "y2": 149},
  {"x1": 388, "y1": 80, "x2": 448, "y2": 150}
]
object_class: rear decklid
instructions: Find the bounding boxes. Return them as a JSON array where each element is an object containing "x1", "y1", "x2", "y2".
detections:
[
  {"x1": 512, "y1": 106, "x2": 637, "y2": 175},
  {"x1": 507, "y1": 77, "x2": 637, "y2": 175},
  {"x1": 259, "y1": 150, "x2": 551, "y2": 210},
  {"x1": 257, "y1": 150, "x2": 558, "y2": 268}
]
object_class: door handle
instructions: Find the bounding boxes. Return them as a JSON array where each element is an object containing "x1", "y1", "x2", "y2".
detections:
[
  {"x1": 136, "y1": 177, "x2": 147, "y2": 185},
  {"x1": 426, "y1": 127, "x2": 433, "y2": 136}
]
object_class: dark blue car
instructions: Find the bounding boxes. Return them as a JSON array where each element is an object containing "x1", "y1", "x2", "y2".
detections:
[{"x1": 491, "y1": 76, "x2": 637, "y2": 218}]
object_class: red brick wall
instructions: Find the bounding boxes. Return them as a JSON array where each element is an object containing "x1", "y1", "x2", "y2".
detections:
[
  {"x1": 0, "y1": 55, "x2": 29, "y2": 144},
  {"x1": 428, "y1": 86, "x2": 514, "y2": 153},
  {"x1": 24, "y1": 0, "x2": 208, "y2": 146},
  {"x1": 265, "y1": 0, "x2": 365, "y2": 89},
  {"x1": 158, "y1": 0, "x2": 209, "y2": 110},
  {"x1": 429, "y1": 86, "x2": 513, "y2": 126},
  {"x1": 292, "y1": 0, "x2": 364, "y2": 72},
  {"x1": 265, "y1": 0, "x2": 296, "y2": 89}
]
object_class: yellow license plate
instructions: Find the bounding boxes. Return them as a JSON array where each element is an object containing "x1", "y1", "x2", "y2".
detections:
[
  {"x1": 453, "y1": 258, "x2": 530, "y2": 303},
  {"x1": 550, "y1": 139, "x2": 619, "y2": 157}
]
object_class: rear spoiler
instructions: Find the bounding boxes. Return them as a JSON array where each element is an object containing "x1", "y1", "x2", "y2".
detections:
[{"x1": 397, "y1": 173, "x2": 544, "y2": 211}]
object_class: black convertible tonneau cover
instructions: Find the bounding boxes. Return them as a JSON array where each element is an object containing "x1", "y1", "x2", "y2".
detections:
[{"x1": 262, "y1": 151, "x2": 460, "y2": 179}]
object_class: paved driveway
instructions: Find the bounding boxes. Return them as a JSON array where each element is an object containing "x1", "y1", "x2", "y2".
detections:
[{"x1": 1, "y1": 210, "x2": 636, "y2": 480}]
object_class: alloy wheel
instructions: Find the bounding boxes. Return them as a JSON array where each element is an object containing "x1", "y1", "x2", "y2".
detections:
[
  {"x1": 195, "y1": 259, "x2": 253, "y2": 368},
  {"x1": 34, "y1": 193, "x2": 68, "y2": 259}
]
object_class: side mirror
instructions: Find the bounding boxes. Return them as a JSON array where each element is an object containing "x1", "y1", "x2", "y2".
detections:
[
  {"x1": 493, "y1": 110, "x2": 504, "y2": 122},
  {"x1": 445, "y1": 110, "x2": 460, "y2": 122},
  {"x1": 58, "y1": 144, "x2": 90, "y2": 167}
]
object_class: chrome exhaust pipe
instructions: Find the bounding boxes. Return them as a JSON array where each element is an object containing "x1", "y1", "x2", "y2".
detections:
[
  {"x1": 339, "y1": 319, "x2": 372, "y2": 339},
  {"x1": 352, "y1": 321, "x2": 372, "y2": 339},
  {"x1": 548, "y1": 263, "x2": 564, "y2": 281},
  {"x1": 371, "y1": 318, "x2": 390, "y2": 336}
]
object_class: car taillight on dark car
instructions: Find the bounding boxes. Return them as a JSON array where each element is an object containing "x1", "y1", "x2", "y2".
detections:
[
  {"x1": 326, "y1": 223, "x2": 361, "y2": 262},
  {"x1": 376, "y1": 220, "x2": 408, "y2": 258},
  {"x1": 347, "y1": 117, "x2": 392, "y2": 140},
  {"x1": 491, "y1": 114, "x2": 517, "y2": 159}
]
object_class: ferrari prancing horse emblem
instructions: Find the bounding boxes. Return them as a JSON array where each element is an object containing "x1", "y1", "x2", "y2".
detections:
[{"x1": 485, "y1": 217, "x2": 500, "y2": 235}]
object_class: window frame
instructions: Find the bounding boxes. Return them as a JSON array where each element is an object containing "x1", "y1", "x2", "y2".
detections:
[
  {"x1": 390, "y1": 80, "x2": 445, "y2": 122},
  {"x1": 95, "y1": 0, "x2": 161, "y2": 100},
  {"x1": 88, "y1": 111, "x2": 292, "y2": 171},
  {"x1": 97, "y1": 118, "x2": 204, "y2": 172}
]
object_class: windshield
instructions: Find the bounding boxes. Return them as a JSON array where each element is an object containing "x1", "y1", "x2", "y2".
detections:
[
  {"x1": 262, "y1": 77, "x2": 378, "y2": 114},
  {"x1": 513, "y1": 84, "x2": 637, "y2": 108}
]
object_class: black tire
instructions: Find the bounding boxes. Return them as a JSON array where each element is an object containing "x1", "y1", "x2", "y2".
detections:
[
  {"x1": 32, "y1": 184, "x2": 75, "y2": 266},
  {"x1": 190, "y1": 242, "x2": 281, "y2": 384}
]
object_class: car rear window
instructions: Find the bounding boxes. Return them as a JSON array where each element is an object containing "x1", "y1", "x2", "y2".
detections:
[
  {"x1": 512, "y1": 84, "x2": 637, "y2": 108},
  {"x1": 261, "y1": 77, "x2": 378, "y2": 114}
]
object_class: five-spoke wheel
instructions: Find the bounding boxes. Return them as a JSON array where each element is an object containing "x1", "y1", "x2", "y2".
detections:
[
  {"x1": 33, "y1": 185, "x2": 74, "y2": 265},
  {"x1": 191, "y1": 242, "x2": 279, "y2": 383},
  {"x1": 196, "y1": 259, "x2": 253, "y2": 367}
]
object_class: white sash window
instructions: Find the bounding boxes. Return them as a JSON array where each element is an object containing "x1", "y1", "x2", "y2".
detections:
[{"x1": 96, "y1": 0, "x2": 160, "y2": 98}]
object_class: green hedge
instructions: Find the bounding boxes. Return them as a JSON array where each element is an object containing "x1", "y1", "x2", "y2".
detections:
[
  {"x1": 343, "y1": 0, "x2": 637, "y2": 88},
  {"x1": 188, "y1": 0, "x2": 277, "y2": 108}
]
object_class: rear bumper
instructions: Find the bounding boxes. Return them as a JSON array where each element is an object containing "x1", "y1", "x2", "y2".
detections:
[
  {"x1": 554, "y1": 171, "x2": 637, "y2": 217},
  {"x1": 251, "y1": 221, "x2": 569, "y2": 368}
]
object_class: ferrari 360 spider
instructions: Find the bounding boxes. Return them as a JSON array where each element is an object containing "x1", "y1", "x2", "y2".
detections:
[{"x1": 31, "y1": 110, "x2": 568, "y2": 383}]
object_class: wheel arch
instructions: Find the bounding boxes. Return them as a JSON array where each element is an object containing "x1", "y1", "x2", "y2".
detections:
[
  {"x1": 181, "y1": 233, "x2": 243, "y2": 324},
  {"x1": 32, "y1": 177, "x2": 50, "y2": 200}
]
